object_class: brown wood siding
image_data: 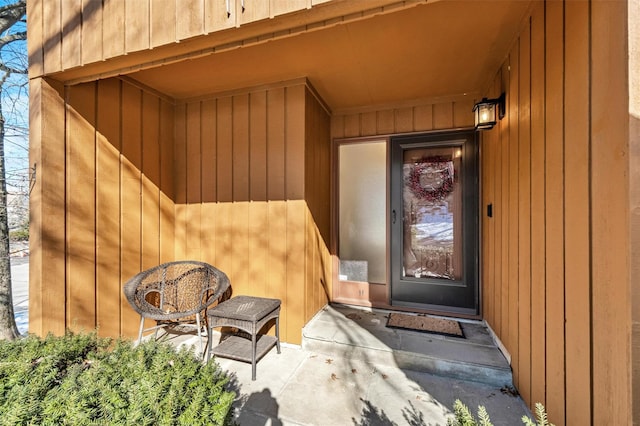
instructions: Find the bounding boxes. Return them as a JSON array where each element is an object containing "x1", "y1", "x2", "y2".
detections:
[
  {"x1": 630, "y1": 2, "x2": 640, "y2": 423},
  {"x1": 507, "y1": 42, "x2": 520, "y2": 390},
  {"x1": 82, "y1": 0, "x2": 103, "y2": 65},
  {"x1": 42, "y1": 0, "x2": 62, "y2": 76},
  {"x1": 304, "y1": 88, "x2": 332, "y2": 318},
  {"x1": 120, "y1": 82, "x2": 144, "y2": 337},
  {"x1": 29, "y1": 78, "x2": 67, "y2": 336},
  {"x1": 96, "y1": 79, "x2": 122, "y2": 338},
  {"x1": 28, "y1": 0, "x2": 410, "y2": 82},
  {"x1": 61, "y1": 0, "x2": 82, "y2": 70},
  {"x1": 529, "y1": 2, "x2": 546, "y2": 409},
  {"x1": 66, "y1": 82, "x2": 97, "y2": 331},
  {"x1": 516, "y1": 20, "x2": 532, "y2": 408},
  {"x1": 103, "y1": 0, "x2": 125, "y2": 59},
  {"x1": 590, "y1": 1, "x2": 631, "y2": 423},
  {"x1": 160, "y1": 101, "x2": 175, "y2": 263},
  {"x1": 27, "y1": 1, "x2": 635, "y2": 423},
  {"x1": 151, "y1": 0, "x2": 176, "y2": 48},
  {"x1": 174, "y1": 82, "x2": 331, "y2": 344},
  {"x1": 563, "y1": 2, "x2": 590, "y2": 423},
  {"x1": 481, "y1": 2, "x2": 631, "y2": 424},
  {"x1": 331, "y1": 100, "x2": 474, "y2": 140},
  {"x1": 306, "y1": 88, "x2": 331, "y2": 246},
  {"x1": 125, "y1": 0, "x2": 150, "y2": 53},
  {"x1": 27, "y1": 0, "x2": 44, "y2": 78},
  {"x1": 29, "y1": 77, "x2": 175, "y2": 338},
  {"x1": 544, "y1": 2, "x2": 565, "y2": 420}
]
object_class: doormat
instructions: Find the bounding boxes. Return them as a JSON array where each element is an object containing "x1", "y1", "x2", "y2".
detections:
[{"x1": 386, "y1": 313, "x2": 465, "y2": 338}]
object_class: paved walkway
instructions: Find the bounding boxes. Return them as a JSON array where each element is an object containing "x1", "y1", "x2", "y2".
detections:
[
  {"x1": 167, "y1": 306, "x2": 532, "y2": 426},
  {"x1": 11, "y1": 256, "x2": 28, "y2": 334}
]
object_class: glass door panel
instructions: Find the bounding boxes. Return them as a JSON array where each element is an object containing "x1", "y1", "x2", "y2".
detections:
[
  {"x1": 338, "y1": 141, "x2": 386, "y2": 283},
  {"x1": 390, "y1": 131, "x2": 478, "y2": 314},
  {"x1": 402, "y1": 146, "x2": 462, "y2": 281}
]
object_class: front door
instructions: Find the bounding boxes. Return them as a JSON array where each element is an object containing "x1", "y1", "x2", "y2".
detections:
[{"x1": 390, "y1": 131, "x2": 478, "y2": 315}]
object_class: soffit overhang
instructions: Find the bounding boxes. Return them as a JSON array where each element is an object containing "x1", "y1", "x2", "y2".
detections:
[{"x1": 60, "y1": 1, "x2": 534, "y2": 112}]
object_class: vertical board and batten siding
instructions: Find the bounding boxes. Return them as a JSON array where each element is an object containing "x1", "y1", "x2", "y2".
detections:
[
  {"x1": 96, "y1": 78, "x2": 122, "y2": 338},
  {"x1": 29, "y1": 77, "x2": 175, "y2": 339},
  {"x1": 481, "y1": 2, "x2": 631, "y2": 424},
  {"x1": 631, "y1": 1, "x2": 640, "y2": 423},
  {"x1": 590, "y1": 0, "x2": 631, "y2": 423},
  {"x1": 516, "y1": 19, "x2": 532, "y2": 409},
  {"x1": 29, "y1": 0, "x2": 386, "y2": 80},
  {"x1": 529, "y1": 2, "x2": 547, "y2": 411},
  {"x1": 103, "y1": 0, "x2": 125, "y2": 59},
  {"x1": 331, "y1": 100, "x2": 475, "y2": 140},
  {"x1": 29, "y1": 78, "x2": 67, "y2": 336},
  {"x1": 174, "y1": 83, "x2": 331, "y2": 344},
  {"x1": 544, "y1": 1, "x2": 565, "y2": 421},
  {"x1": 27, "y1": 0, "x2": 634, "y2": 423},
  {"x1": 305, "y1": 89, "x2": 332, "y2": 317},
  {"x1": 563, "y1": 2, "x2": 591, "y2": 423},
  {"x1": 65, "y1": 80, "x2": 97, "y2": 331},
  {"x1": 26, "y1": 0, "x2": 44, "y2": 78}
]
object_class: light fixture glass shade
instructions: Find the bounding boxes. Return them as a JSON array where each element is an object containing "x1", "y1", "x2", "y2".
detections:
[{"x1": 473, "y1": 100, "x2": 497, "y2": 130}]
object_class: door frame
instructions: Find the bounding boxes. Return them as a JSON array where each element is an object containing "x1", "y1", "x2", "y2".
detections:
[
  {"x1": 332, "y1": 130, "x2": 480, "y2": 318},
  {"x1": 389, "y1": 130, "x2": 479, "y2": 316}
]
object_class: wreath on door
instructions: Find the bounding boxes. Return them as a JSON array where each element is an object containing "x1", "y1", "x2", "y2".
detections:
[{"x1": 407, "y1": 156, "x2": 455, "y2": 202}]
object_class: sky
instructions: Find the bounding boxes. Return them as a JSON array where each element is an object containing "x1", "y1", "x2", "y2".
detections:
[{"x1": 0, "y1": 0, "x2": 29, "y2": 223}]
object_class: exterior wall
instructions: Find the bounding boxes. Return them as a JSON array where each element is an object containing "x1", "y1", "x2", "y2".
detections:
[
  {"x1": 174, "y1": 81, "x2": 331, "y2": 344},
  {"x1": 481, "y1": 2, "x2": 631, "y2": 424},
  {"x1": 305, "y1": 87, "x2": 333, "y2": 321},
  {"x1": 29, "y1": 0, "x2": 327, "y2": 75},
  {"x1": 27, "y1": 0, "x2": 414, "y2": 83},
  {"x1": 630, "y1": 0, "x2": 640, "y2": 423},
  {"x1": 306, "y1": 88, "x2": 332, "y2": 245},
  {"x1": 29, "y1": 77, "x2": 330, "y2": 345},
  {"x1": 30, "y1": 76, "x2": 330, "y2": 345},
  {"x1": 331, "y1": 100, "x2": 475, "y2": 140},
  {"x1": 27, "y1": 0, "x2": 636, "y2": 423},
  {"x1": 29, "y1": 77, "x2": 175, "y2": 339},
  {"x1": 29, "y1": 78, "x2": 66, "y2": 336}
]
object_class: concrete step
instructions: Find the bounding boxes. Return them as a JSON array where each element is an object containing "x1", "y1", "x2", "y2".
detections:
[{"x1": 302, "y1": 304, "x2": 513, "y2": 388}]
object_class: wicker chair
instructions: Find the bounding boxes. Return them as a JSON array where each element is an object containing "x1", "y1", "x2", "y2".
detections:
[{"x1": 123, "y1": 260, "x2": 231, "y2": 353}]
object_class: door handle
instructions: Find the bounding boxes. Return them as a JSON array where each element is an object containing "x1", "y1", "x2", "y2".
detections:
[{"x1": 392, "y1": 209, "x2": 396, "y2": 224}]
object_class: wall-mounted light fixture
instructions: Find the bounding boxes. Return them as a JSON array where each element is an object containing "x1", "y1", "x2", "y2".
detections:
[{"x1": 473, "y1": 93, "x2": 506, "y2": 130}]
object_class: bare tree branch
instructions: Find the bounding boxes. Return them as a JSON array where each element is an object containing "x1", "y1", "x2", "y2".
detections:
[
  {"x1": 0, "y1": 0, "x2": 25, "y2": 35},
  {"x1": 0, "y1": 31, "x2": 24, "y2": 45},
  {"x1": 0, "y1": 62, "x2": 25, "y2": 75},
  {"x1": 0, "y1": 0, "x2": 26, "y2": 340}
]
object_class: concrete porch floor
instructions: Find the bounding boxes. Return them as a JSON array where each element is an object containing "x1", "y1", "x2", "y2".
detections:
[
  {"x1": 167, "y1": 304, "x2": 532, "y2": 426},
  {"x1": 303, "y1": 304, "x2": 513, "y2": 388}
]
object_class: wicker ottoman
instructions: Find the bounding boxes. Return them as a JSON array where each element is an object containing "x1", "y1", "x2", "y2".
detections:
[{"x1": 206, "y1": 296, "x2": 281, "y2": 380}]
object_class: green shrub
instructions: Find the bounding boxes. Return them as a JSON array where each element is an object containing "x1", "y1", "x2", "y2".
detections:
[
  {"x1": 447, "y1": 400, "x2": 492, "y2": 426},
  {"x1": 522, "y1": 403, "x2": 555, "y2": 426},
  {"x1": 447, "y1": 399, "x2": 554, "y2": 426},
  {"x1": 0, "y1": 332, "x2": 236, "y2": 425},
  {"x1": 9, "y1": 227, "x2": 28, "y2": 241}
]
